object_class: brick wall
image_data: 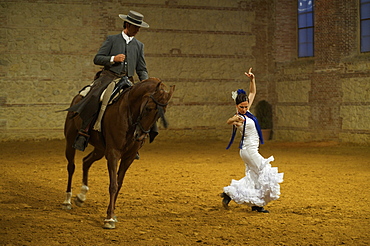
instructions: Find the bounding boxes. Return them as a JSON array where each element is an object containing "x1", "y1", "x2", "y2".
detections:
[
  {"x1": 1, "y1": 0, "x2": 369, "y2": 144},
  {"x1": 273, "y1": 0, "x2": 370, "y2": 144}
]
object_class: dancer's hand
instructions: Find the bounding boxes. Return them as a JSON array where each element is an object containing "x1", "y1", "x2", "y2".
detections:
[
  {"x1": 230, "y1": 115, "x2": 244, "y2": 126},
  {"x1": 244, "y1": 67, "x2": 254, "y2": 79}
]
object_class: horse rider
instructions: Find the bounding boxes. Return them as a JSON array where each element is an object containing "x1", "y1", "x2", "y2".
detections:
[{"x1": 67, "y1": 10, "x2": 154, "y2": 151}]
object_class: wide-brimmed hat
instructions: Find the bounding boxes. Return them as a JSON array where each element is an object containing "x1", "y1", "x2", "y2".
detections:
[{"x1": 119, "y1": 10, "x2": 149, "y2": 28}]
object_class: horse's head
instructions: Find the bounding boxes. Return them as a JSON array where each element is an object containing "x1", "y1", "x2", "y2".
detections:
[{"x1": 130, "y1": 78, "x2": 175, "y2": 142}]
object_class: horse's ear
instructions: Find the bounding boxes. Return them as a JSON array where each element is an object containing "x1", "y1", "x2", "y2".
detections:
[
  {"x1": 167, "y1": 85, "x2": 175, "y2": 100},
  {"x1": 155, "y1": 81, "x2": 162, "y2": 91}
]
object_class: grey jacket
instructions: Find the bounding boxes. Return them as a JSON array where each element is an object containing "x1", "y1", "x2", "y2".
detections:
[{"x1": 93, "y1": 33, "x2": 148, "y2": 81}]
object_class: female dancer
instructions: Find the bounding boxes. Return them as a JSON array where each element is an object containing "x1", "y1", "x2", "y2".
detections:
[{"x1": 221, "y1": 68, "x2": 283, "y2": 213}]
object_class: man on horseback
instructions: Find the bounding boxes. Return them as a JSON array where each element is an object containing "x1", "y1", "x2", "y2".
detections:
[{"x1": 67, "y1": 10, "x2": 151, "y2": 151}]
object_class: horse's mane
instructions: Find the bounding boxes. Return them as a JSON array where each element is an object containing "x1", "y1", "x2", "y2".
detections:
[
  {"x1": 127, "y1": 78, "x2": 166, "y2": 100},
  {"x1": 126, "y1": 78, "x2": 169, "y2": 128},
  {"x1": 133, "y1": 77, "x2": 163, "y2": 90}
]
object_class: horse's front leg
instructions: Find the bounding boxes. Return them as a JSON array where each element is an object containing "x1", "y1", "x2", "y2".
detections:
[
  {"x1": 105, "y1": 149, "x2": 139, "y2": 226},
  {"x1": 113, "y1": 153, "x2": 137, "y2": 204},
  {"x1": 103, "y1": 149, "x2": 121, "y2": 229}
]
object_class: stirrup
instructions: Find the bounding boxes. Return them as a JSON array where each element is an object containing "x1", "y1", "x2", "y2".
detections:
[{"x1": 73, "y1": 131, "x2": 90, "y2": 151}]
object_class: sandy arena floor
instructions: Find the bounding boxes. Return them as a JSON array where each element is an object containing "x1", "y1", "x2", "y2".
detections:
[{"x1": 0, "y1": 138, "x2": 369, "y2": 245}]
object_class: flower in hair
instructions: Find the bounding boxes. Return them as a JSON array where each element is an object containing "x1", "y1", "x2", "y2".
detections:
[
  {"x1": 237, "y1": 89, "x2": 246, "y2": 95},
  {"x1": 231, "y1": 89, "x2": 246, "y2": 101}
]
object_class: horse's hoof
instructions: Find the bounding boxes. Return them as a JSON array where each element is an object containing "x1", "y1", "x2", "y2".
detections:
[
  {"x1": 103, "y1": 218, "x2": 116, "y2": 229},
  {"x1": 62, "y1": 203, "x2": 72, "y2": 210},
  {"x1": 74, "y1": 196, "x2": 84, "y2": 207}
]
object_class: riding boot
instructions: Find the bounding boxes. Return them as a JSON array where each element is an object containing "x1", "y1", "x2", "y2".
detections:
[{"x1": 73, "y1": 130, "x2": 90, "y2": 151}]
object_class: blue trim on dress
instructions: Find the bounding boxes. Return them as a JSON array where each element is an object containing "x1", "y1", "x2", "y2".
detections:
[{"x1": 226, "y1": 111, "x2": 264, "y2": 149}]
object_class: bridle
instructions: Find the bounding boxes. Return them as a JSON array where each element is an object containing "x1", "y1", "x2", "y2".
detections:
[
  {"x1": 150, "y1": 94, "x2": 168, "y2": 108},
  {"x1": 131, "y1": 91, "x2": 169, "y2": 140}
]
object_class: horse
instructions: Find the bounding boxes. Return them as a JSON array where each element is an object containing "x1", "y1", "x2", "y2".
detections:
[{"x1": 62, "y1": 78, "x2": 175, "y2": 229}]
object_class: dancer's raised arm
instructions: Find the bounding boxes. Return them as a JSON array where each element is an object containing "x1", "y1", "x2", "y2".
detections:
[{"x1": 245, "y1": 67, "x2": 256, "y2": 110}]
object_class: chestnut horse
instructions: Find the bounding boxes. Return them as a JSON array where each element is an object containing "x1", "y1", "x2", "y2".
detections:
[{"x1": 62, "y1": 78, "x2": 175, "y2": 229}]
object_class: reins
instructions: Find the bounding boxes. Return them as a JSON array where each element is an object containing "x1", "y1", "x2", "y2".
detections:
[
  {"x1": 126, "y1": 82, "x2": 169, "y2": 138},
  {"x1": 150, "y1": 95, "x2": 168, "y2": 107},
  {"x1": 134, "y1": 98, "x2": 151, "y2": 134}
]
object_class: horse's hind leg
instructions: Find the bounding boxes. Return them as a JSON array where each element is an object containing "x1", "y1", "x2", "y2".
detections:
[
  {"x1": 62, "y1": 142, "x2": 76, "y2": 210},
  {"x1": 62, "y1": 97, "x2": 84, "y2": 209},
  {"x1": 74, "y1": 147, "x2": 104, "y2": 207}
]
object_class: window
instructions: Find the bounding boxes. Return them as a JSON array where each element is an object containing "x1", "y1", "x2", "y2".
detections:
[
  {"x1": 298, "y1": 0, "x2": 314, "y2": 57},
  {"x1": 360, "y1": 0, "x2": 370, "y2": 52}
]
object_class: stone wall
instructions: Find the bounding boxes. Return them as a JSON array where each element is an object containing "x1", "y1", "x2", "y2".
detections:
[
  {"x1": 0, "y1": 0, "x2": 270, "y2": 142},
  {"x1": 1, "y1": 0, "x2": 369, "y2": 144}
]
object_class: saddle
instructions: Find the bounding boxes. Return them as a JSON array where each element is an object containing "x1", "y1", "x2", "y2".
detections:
[
  {"x1": 78, "y1": 76, "x2": 133, "y2": 132},
  {"x1": 79, "y1": 76, "x2": 132, "y2": 105}
]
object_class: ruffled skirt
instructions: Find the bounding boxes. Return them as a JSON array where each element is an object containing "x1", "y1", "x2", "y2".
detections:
[{"x1": 224, "y1": 155, "x2": 284, "y2": 207}]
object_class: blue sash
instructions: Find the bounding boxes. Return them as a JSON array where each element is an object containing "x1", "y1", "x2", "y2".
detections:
[{"x1": 226, "y1": 111, "x2": 264, "y2": 149}]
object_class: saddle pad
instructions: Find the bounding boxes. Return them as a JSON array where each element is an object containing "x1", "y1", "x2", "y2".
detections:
[{"x1": 79, "y1": 79, "x2": 122, "y2": 105}]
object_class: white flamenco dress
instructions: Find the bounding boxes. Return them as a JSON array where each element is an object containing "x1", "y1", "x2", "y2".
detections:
[{"x1": 224, "y1": 114, "x2": 284, "y2": 207}]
